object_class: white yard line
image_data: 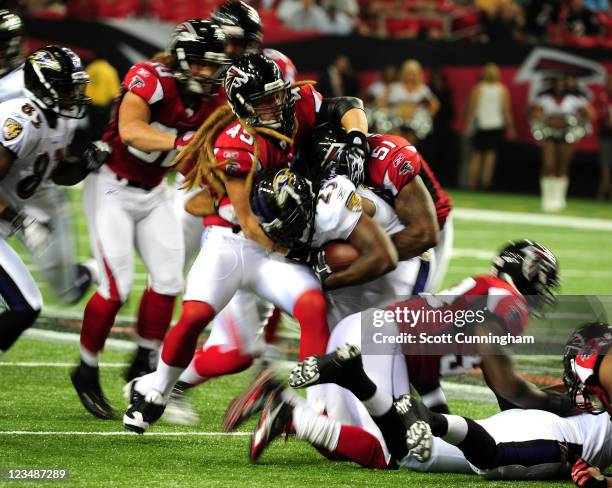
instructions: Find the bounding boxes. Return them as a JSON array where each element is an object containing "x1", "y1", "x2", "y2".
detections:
[
  {"x1": 0, "y1": 431, "x2": 249, "y2": 436},
  {"x1": 447, "y1": 266, "x2": 612, "y2": 278},
  {"x1": 22, "y1": 329, "x2": 136, "y2": 352},
  {"x1": 453, "y1": 248, "x2": 611, "y2": 260},
  {"x1": 0, "y1": 362, "x2": 128, "y2": 367},
  {"x1": 453, "y1": 208, "x2": 612, "y2": 231}
]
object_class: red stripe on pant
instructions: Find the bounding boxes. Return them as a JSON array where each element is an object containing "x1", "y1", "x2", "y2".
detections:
[{"x1": 80, "y1": 256, "x2": 121, "y2": 353}]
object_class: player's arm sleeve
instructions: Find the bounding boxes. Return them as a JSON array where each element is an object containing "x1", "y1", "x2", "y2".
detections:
[
  {"x1": 213, "y1": 147, "x2": 257, "y2": 178},
  {"x1": 392, "y1": 175, "x2": 439, "y2": 260},
  {"x1": 317, "y1": 95, "x2": 365, "y2": 125},
  {"x1": 122, "y1": 64, "x2": 164, "y2": 105},
  {"x1": 0, "y1": 111, "x2": 38, "y2": 160}
]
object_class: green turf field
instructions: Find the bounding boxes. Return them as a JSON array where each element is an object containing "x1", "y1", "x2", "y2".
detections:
[{"x1": 1, "y1": 188, "x2": 611, "y2": 486}]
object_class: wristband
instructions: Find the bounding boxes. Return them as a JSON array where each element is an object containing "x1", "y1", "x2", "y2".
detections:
[{"x1": 346, "y1": 130, "x2": 368, "y2": 150}]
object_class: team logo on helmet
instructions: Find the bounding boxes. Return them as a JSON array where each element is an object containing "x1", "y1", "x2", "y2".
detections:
[
  {"x1": 3, "y1": 118, "x2": 22, "y2": 141},
  {"x1": 272, "y1": 168, "x2": 298, "y2": 207},
  {"x1": 29, "y1": 50, "x2": 61, "y2": 72},
  {"x1": 225, "y1": 66, "x2": 250, "y2": 90}
]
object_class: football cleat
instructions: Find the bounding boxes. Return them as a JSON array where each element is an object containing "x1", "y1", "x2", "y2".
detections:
[
  {"x1": 224, "y1": 369, "x2": 280, "y2": 432},
  {"x1": 248, "y1": 389, "x2": 293, "y2": 462},
  {"x1": 394, "y1": 393, "x2": 433, "y2": 462},
  {"x1": 123, "y1": 388, "x2": 166, "y2": 434},
  {"x1": 123, "y1": 347, "x2": 156, "y2": 383},
  {"x1": 288, "y1": 343, "x2": 362, "y2": 389},
  {"x1": 163, "y1": 383, "x2": 199, "y2": 426},
  {"x1": 70, "y1": 365, "x2": 116, "y2": 420}
]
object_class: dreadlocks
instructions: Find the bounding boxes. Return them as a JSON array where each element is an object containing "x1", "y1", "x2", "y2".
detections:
[{"x1": 176, "y1": 81, "x2": 315, "y2": 198}]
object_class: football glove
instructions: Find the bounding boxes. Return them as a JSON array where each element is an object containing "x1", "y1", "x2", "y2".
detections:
[
  {"x1": 313, "y1": 249, "x2": 333, "y2": 286},
  {"x1": 0, "y1": 207, "x2": 51, "y2": 256},
  {"x1": 82, "y1": 140, "x2": 111, "y2": 173},
  {"x1": 285, "y1": 243, "x2": 317, "y2": 266},
  {"x1": 337, "y1": 130, "x2": 368, "y2": 186},
  {"x1": 571, "y1": 458, "x2": 607, "y2": 488}
]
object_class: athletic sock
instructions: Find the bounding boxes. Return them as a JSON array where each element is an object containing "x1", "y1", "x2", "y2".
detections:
[
  {"x1": 151, "y1": 359, "x2": 186, "y2": 399},
  {"x1": 136, "y1": 289, "x2": 176, "y2": 344},
  {"x1": 80, "y1": 292, "x2": 121, "y2": 355},
  {"x1": 80, "y1": 347, "x2": 100, "y2": 368},
  {"x1": 293, "y1": 403, "x2": 341, "y2": 451},
  {"x1": 334, "y1": 425, "x2": 392, "y2": 469},
  {"x1": 293, "y1": 290, "x2": 329, "y2": 360}
]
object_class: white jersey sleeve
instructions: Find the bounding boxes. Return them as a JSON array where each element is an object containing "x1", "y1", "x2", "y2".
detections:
[
  {"x1": 0, "y1": 98, "x2": 44, "y2": 159},
  {"x1": 357, "y1": 186, "x2": 404, "y2": 235},
  {"x1": 312, "y1": 175, "x2": 362, "y2": 248}
]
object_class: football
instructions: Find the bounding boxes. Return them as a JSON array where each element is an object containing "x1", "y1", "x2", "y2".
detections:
[{"x1": 323, "y1": 241, "x2": 359, "y2": 271}]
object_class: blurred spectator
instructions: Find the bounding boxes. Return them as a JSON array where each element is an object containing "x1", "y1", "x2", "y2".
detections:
[
  {"x1": 366, "y1": 64, "x2": 397, "y2": 106},
  {"x1": 85, "y1": 54, "x2": 120, "y2": 139},
  {"x1": 530, "y1": 75, "x2": 595, "y2": 211},
  {"x1": 321, "y1": 0, "x2": 358, "y2": 17},
  {"x1": 523, "y1": 0, "x2": 562, "y2": 41},
  {"x1": 479, "y1": 0, "x2": 525, "y2": 43},
  {"x1": 427, "y1": 68, "x2": 456, "y2": 172},
  {"x1": 583, "y1": 0, "x2": 609, "y2": 11},
  {"x1": 317, "y1": 55, "x2": 359, "y2": 97},
  {"x1": 277, "y1": 0, "x2": 331, "y2": 31},
  {"x1": 564, "y1": 0, "x2": 600, "y2": 36},
  {"x1": 387, "y1": 59, "x2": 439, "y2": 145},
  {"x1": 597, "y1": 74, "x2": 612, "y2": 199},
  {"x1": 464, "y1": 63, "x2": 515, "y2": 190},
  {"x1": 323, "y1": 3, "x2": 355, "y2": 33}
]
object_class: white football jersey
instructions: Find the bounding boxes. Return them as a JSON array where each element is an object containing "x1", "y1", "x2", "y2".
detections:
[
  {"x1": 0, "y1": 97, "x2": 75, "y2": 235},
  {"x1": 0, "y1": 67, "x2": 24, "y2": 103},
  {"x1": 311, "y1": 175, "x2": 404, "y2": 248}
]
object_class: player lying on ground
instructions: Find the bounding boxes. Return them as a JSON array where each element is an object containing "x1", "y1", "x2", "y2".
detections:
[
  {"x1": 0, "y1": 46, "x2": 103, "y2": 357},
  {"x1": 238, "y1": 335, "x2": 612, "y2": 484},
  {"x1": 397, "y1": 322, "x2": 612, "y2": 486},
  {"x1": 123, "y1": 52, "x2": 370, "y2": 434},
  {"x1": 70, "y1": 20, "x2": 231, "y2": 420}
]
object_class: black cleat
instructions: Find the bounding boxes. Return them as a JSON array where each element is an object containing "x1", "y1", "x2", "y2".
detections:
[
  {"x1": 70, "y1": 365, "x2": 117, "y2": 420},
  {"x1": 124, "y1": 347, "x2": 156, "y2": 383},
  {"x1": 123, "y1": 387, "x2": 166, "y2": 434},
  {"x1": 224, "y1": 369, "x2": 280, "y2": 432},
  {"x1": 394, "y1": 392, "x2": 433, "y2": 462},
  {"x1": 248, "y1": 389, "x2": 293, "y2": 462},
  {"x1": 288, "y1": 343, "x2": 362, "y2": 389}
]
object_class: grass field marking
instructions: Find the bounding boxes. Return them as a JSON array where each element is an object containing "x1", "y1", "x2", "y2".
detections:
[
  {"x1": 454, "y1": 208, "x2": 612, "y2": 231},
  {"x1": 0, "y1": 362, "x2": 129, "y2": 367},
  {"x1": 22, "y1": 328, "x2": 137, "y2": 352},
  {"x1": 0, "y1": 431, "x2": 250, "y2": 436}
]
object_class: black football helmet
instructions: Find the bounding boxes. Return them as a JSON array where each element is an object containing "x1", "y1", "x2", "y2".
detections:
[
  {"x1": 0, "y1": 10, "x2": 22, "y2": 76},
  {"x1": 225, "y1": 53, "x2": 294, "y2": 135},
  {"x1": 210, "y1": 1, "x2": 263, "y2": 55},
  {"x1": 491, "y1": 239, "x2": 559, "y2": 313},
  {"x1": 24, "y1": 46, "x2": 91, "y2": 119},
  {"x1": 293, "y1": 123, "x2": 346, "y2": 184},
  {"x1": 250, "y1": 168, "x2": 315, "y2": 248},
  {"x1": 167, "y1": 19, "x2": 230, "y2": 95},
  {"x1": 562, "y1": 322, "x2": 612, "y2": 416}
]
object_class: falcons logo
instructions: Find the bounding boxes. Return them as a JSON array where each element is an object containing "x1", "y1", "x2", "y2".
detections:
[
  {"x1": 514, "y1": 47, "x2": 607, "y2": 102},
  {"x1": 225, "y1": 66, "x2": 250, "y2": 91}
]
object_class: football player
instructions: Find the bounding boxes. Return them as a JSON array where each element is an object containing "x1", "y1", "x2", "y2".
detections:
[
  {"x1": 176, "y1": 0, "x2": 298, "y2": 264},
  {"x1": 0, "y1": 46, "x2": 99, "y2": 356},
  {"x1": 123, "y1": 52, "x2": 369, "y2": 433},
  {"x1": 70, "y1": 20, "x2": 231, "y2": 420},
  {"x1": 0, "y1": 11, "x2": 97, "y2": 306}
]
